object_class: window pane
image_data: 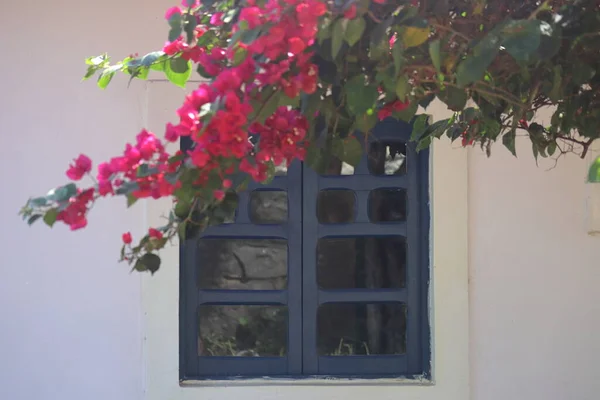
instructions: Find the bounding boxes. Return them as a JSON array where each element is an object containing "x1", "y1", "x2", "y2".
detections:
[
  {"x1": 317, "y1": 190, "x2": 356, "y2": 224},
  {"x1": 369, "y1": 189, "x2": 407, "y2": 222},
  {"x1": 274, "y1": 162, "x2": 288, "y2": 176},
  {"x1": 197, "y1": 238, "x2": 287, "y2": 290},
  {"x1": 368, "y1": 141, "x2": 406, "y2": 176},
  {"x1": 249, "y1": 190, "x2": 288, "y2": 224},
  {"x1": 321, "y1": 155, "x2": 355, "y2": 176},
  {"x1": 317, "y1": 303, "x2": 406, "y2": 356},
  {"x1": 317, "y1": 236, "x2": 406, "y2": 289},
  {"x1": 199, "y1": 305, "x2": 287, "y2": 357}
]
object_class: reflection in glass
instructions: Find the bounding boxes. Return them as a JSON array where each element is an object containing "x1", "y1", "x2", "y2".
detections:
[
  {"x1": 274, "y1": 162, "x2": 288, "y2": 176},
  {"x1": 317, "y1": 190, "x2": 356, "y2": 224},
  {"x1": 368, "y1": 141, "x2": 407, "y2": 176},
  {"x1": 369, "y1": 189, "x2": 407, "y2": 222},
  {"x1": 249, "y1": 190, "x2": 288, "y2": 224},
  {"x1": 317, "y1": 236, "x2": 406, "y2": 289},
  {"x1": 199, "y1": 305, "x2": 288, "y2": 357},
  {"x1": 317, "y1": 303, "x2": 406, "y2": 356},
  {"x1": 197, "y1": 238, "x2": 287, "y2": 290}
]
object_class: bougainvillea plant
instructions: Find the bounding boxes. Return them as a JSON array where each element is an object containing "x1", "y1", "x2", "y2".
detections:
[{"x1": 19, "y1": 0, "x2": 600, "y2": 273}]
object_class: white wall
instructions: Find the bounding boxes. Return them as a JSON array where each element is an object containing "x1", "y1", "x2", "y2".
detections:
[
  {"x1": 0, "y1": 1, "x2": 169, "y2": 399},
  {"x1": 0, "y1": 1, "x2": 599, "y2": 400},
  {"x1": 469, "y1": 138, "x2": 600, "y2": 400}
]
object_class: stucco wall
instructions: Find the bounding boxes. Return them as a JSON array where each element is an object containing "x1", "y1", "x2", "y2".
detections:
[{"x1": 1, "y1": 1, "x2": 599, "y2": 400}]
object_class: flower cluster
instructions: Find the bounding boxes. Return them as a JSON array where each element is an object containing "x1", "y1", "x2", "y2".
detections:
[{"x1": 37, "y1": 0, "x2": 325, "y2": 241}]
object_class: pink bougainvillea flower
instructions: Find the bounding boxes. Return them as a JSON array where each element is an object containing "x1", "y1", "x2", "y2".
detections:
[
  {"x1": 122, "y1": 232, "x2": 133, "y2": 244},
  {"x1": 164, "y1": 6, "x2": 181, "y2": 20},
  {"x1": 66, "y1": 154, "x2": 92, "y2": 181}
]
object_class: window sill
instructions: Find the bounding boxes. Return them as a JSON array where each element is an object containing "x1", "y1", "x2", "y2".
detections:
[{"x1": 180, "y1": 375, "x2": 433, "y2": 387}]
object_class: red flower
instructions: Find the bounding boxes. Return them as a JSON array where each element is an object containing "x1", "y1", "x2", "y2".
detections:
[
  {"x1": 164, "y1": 6, "x2": 181, "y2": 20},
  {"x1": 213, "y1": 190, "x2": 225, "y2": 201},
  {"x1": 344, "y1": 4, "x2": 357, "y2": 19},
  {"x1": 122, "y1": 232, "x2": 133, "y2": 244},
  {"x1": 148, "y1": 228, "x2": 163, "y2": 240},
  {"x1": 66, "y1": 154, "x2": 92, "y2": 181}
]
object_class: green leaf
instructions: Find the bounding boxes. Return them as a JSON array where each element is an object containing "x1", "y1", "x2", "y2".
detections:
[
  {"x1": 393, "y1": 101, "x2": 418, "y2": 122},
  {"x1": 355, "y1": 112, "x2": 378, "y2": 133},
  {"x1": 392, "y1": 40, "x2": 404, "y2": 75},
  {"x1": 165, "y1": 58, "x2": 192, "y2": 88},
  {"x1": 251, "y1": 90, "x2": 282, "y2": 123},
  {"x1": 168, "y1": 26, "x2": 183, "y2": 43},
  {"x1": 331, "y1": 19, "x2": 346, "y2": 59},
  {"x1": 502, "y1": 129, "x2": 517, "y2": 156},
  {"x1": 29, "y1": 197, "x2": 48, "y2": 207},
  {"x1": 572, "y1": 62, "x2": 596, "y2": 86},
  {"x1": 170, "y1": 57, "x2": 189, "y2": 73},
  {"x1": 395, "y1": 76, "x2": 409, "y2": 102},
  {"x1": 410, "y1": 114, "x2": 430, "y2": 141},
  {"x1": 416, "y1": 136, "x2": 432, "y2": 152},
  {"x1": 429, "y1": 39, "x2": 441, "y2": 73},
  {"x1": 140, "y1": 51, "x2": 165, "y2": 68},
  {"x1": 27, "y1": 215, "x2": 42, "y2": 225},
  {"x1": 138, "y1": 253, "x2": 161, "y2": 274},
  {"x1": 537, "y1": 22, "x2": 561, "y2": 60},
  {"x1": 549, "y1": 65, "x2": 562, "y2": 102},
  {"x1": 305, "y1": 144, "x2": 325, "y2": 173},
  {"x1": 126, "y1": 194, "x2": 138, "y2": 208},
  {"x1": 500, "y1": 20, "x2": 545, "y2": 64},
  {"x1": 402, "y1": 26, "x2": 430, "y2": 48},
  {"x1": 588, "y1": 157, "x2": 600, "y2": 183},
  {"x1": 437, "y1": 86, "x2": 468, "y2": 111},
  {"x1": 232, "y1": 47, "x2": 247, "y2": 66},
  {"x1": 427, "y1": 117, "x2": 452, "y2": 139},
  {"x1": 344, "y1": 17, "x2": 366, "y2": 46},
  {"x1": 547, "y1": 141, "x2": 557, "y2": 157},
  {"x1": 97, "y1": 69, "x2": 115, "y2": 89},
  {"x1": 345, "y1": 75, "x2": 378, "y2": 115},
  {"x1": 177, "y1": 221, "x2": 187, "y2": 240},
  {"x1": 338, "y1": 136, "x2": 363, "y2": 167},
  {"x1": 48, "y1": 183, "x2": 78, "y2": 202},
  {"x1": 455, "y1": 33, "x2": 500, "y2": 87},
  {"x1": 43, "y1": 209, "x2": 59, "y2": 227}
]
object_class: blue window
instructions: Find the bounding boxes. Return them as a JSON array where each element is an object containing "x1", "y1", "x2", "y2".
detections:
[{"x1": 180, "y1": 118, "x2": 430, "y2": 380}]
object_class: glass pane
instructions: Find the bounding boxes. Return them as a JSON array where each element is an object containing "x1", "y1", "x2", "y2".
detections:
[
  {"x1": 321, "y1": 155, "x2": 355, "y2": 176},
  {"x1": 249, "y1": 190, "x2": 288, "y2": 224},
  {"x1": 317, "y1": 190, "x2": 356, "y2": 224},
  {"x1": 275, "y1": 162, "x2": 288, "y2": 176},
  {"x1": 197, "y1": 238, "x2": 287, "y2": 290},
  {"x1": 317, "y1": 303, "x2": 407, "y2": 356},
  {"x1": 317, "y1": 236, "x2": 406, "y2": 289},
  {"x1": 368, "y1": 141, "x2": 406, "y2": 176},
  {"x1": 199, "y1": 305, "x2": 287, "y2": 357},
  {"x1": 369, "y1": 189, "x2": 407, "y2": 222}
]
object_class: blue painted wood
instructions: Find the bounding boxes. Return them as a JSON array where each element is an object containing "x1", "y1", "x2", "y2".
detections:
[
  {"x1": 301, "y1": 164, "x2": 320, "y2": 375},
  {"x1": 181, "y1": 239, "x2": 199, "y2": 379},
  {"x1": 201, "y1": 224, "x2": 288, "y2": 238},
  {"x1": 285, "y1": 161, "x2": 303, "y2": 375},
  {"x1": 318, "y1": 175, "x2": 407, "y2": 190},
  {"x1": 197, "y1": 357, "x2": 288, "y2": 377},
  {"x1": 318, "y1": 222, "x2": 407, "y2": 237},
  {"x1": 197, "y1": 290, "x2": 287, "y2": 305},
  {"x1": 405, "y1": 139, "x2": 422, "y2": 373},
  {"x1": 418, "y1": 145, "x2": 431, "y2": 377},
  {"x1": 318, "y1": 355, "x2": 408, "y2": 375},
  {"x1": 319, "y1": 288, "x2": 407, "y2": 303}
]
